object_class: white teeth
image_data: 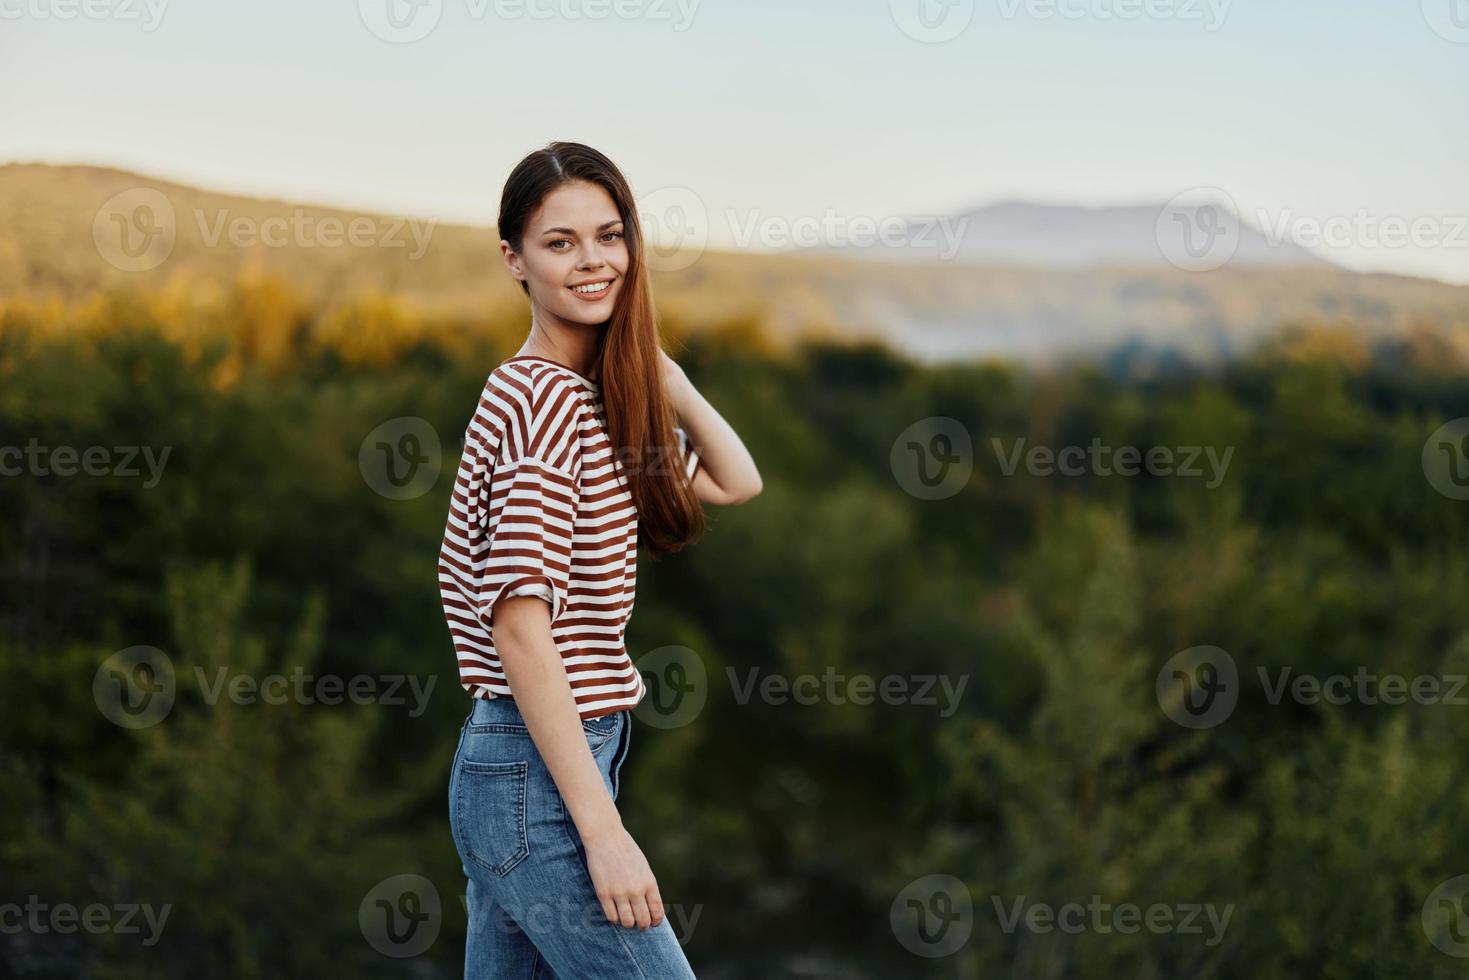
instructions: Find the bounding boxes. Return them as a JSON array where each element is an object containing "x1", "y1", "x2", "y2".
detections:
[{"x1": 571, "y1": 281, "x2": 611, "y2": 294}]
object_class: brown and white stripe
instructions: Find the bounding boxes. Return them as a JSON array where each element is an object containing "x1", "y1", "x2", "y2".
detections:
[{"x1": 438, "y1": 355, "x2": 700, "y2": 719}]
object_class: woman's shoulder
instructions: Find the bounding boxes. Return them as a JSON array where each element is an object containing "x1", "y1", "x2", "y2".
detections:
[
  {"x1": 484, "y1": 358, "x2": 593, "y2": 399},
  {"x1": 471, "y1": 361, "x2": 591, "y2": 470}
]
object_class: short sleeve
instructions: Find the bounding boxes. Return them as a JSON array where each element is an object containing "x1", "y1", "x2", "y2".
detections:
[
  {"x1": 476, "y1": 455, "x2": 579, "y2": 630},
  {"x1": 674, "y1": 425, "x2": 702, "y2": 482}
]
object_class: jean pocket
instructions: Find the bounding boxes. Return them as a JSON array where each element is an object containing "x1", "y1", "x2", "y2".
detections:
[
  {"x1": 581, "y1": 711, "x2": 620, "y2": 750},
  {"x1": 454, "y1": 759, "x2": 530, "y2": 877}
]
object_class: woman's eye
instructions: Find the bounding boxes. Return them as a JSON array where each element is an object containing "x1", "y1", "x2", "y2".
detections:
[{"x1": 548, "y1": 232, "x2": 620, "y2": 250}]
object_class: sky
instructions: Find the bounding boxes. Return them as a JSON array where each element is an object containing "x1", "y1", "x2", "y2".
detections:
[{"x1": 2, "y1": 0, "x2": 1467, "y2": 282}]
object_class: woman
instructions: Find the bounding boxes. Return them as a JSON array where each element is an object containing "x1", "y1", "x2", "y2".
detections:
[{"x1": 438, "y1": 142, "x2": 762, "y2": 979}]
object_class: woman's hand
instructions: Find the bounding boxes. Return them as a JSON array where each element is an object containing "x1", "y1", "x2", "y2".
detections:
[{"x1": 582, "y1": 825, "x2": 667, "y2": 930}]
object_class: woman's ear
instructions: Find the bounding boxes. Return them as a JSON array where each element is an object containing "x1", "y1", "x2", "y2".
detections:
[{"x1": 500, "y1": 240, "x2": 524, "y2": 285}]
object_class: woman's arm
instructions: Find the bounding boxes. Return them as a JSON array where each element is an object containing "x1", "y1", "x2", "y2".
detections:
[
  {"x1": 492, "y1": 596, "x2": 668, "y2": 932},
  {"x1": 660, "y1": 352, "x2": 763, "y2": 506}
]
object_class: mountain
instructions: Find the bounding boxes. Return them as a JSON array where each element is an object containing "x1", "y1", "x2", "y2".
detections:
[
  {"x1": 2, "y1": 164, "x2": 1466, "y2": 366},
  {"x1": 808, "y1": 200, "x2": 1334, "y2": 270}
]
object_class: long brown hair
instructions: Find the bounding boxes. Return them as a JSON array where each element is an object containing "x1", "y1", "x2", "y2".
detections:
[{"x1": 498, "y1": 141, "x2": 705, "y2": 555}]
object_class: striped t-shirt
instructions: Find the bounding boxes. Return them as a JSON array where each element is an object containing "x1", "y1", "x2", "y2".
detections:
[{"x1": 438, "y1": 355, "x2": 701, "y2": 719}]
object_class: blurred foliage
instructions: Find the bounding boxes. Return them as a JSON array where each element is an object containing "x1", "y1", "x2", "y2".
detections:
[
  {"x1": 8, "y1": 163, "x2": 1469, "y2": 368},
  {"x1": 2, "y1": 273, "x2": 1469, "y2": 979}
]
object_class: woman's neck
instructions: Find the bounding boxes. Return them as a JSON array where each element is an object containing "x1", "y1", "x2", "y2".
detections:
[{"x1": 521, "y1": 312, "x2": 602, "y2": 381}]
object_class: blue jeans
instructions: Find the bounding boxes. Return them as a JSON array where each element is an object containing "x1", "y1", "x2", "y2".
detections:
[{"x1": 448, "y1": 695, "x2": 698, "y2": 979}]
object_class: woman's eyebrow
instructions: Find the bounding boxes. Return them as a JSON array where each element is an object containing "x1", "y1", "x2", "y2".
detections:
[{"x1": 540, "y1": 219, "x2": 624, "y2": 236}]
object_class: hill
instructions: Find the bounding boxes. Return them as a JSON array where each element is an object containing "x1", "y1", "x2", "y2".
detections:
[{"x1": 3, "y1": 163, "x2": 1468, "y2": 364}]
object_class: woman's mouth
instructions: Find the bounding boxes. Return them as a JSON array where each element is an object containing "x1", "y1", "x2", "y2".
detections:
[{"x1": 568, "y1": 279, "x2": 614, "y2": 301}]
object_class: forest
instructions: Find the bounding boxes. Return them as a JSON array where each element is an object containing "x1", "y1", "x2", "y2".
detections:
[{"x1": 3, "y1": 273, "x2": 1469, "y2": 978}]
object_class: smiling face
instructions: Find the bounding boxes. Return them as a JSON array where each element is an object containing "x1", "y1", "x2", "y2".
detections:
[{"x1": 503, "y1": 179, "x2": 629, "y2": 326}]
